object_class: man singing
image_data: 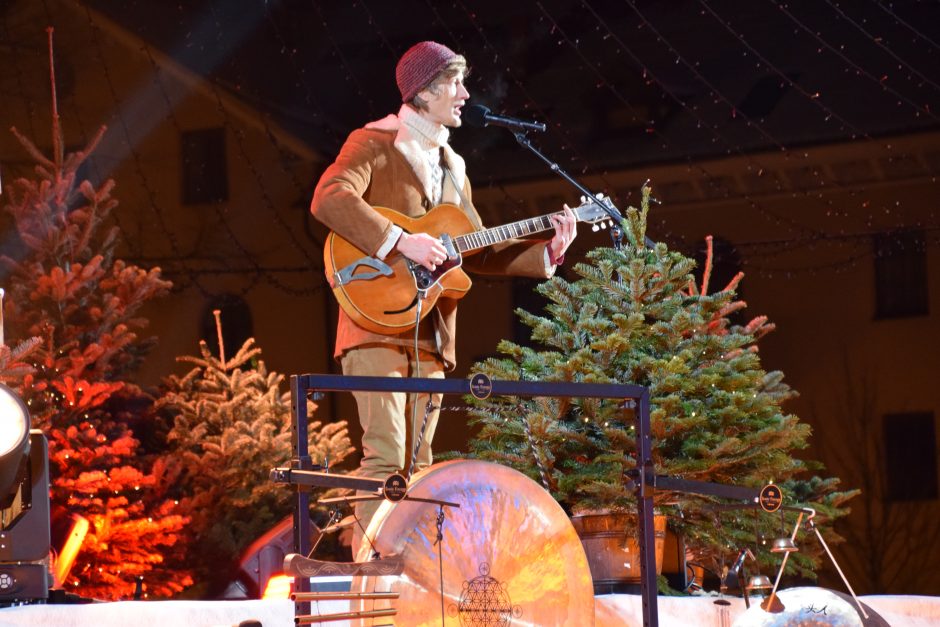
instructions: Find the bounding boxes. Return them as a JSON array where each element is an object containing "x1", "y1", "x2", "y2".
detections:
[{"x1": 310, "y1": 40, "x2": 576, "y2": 554}]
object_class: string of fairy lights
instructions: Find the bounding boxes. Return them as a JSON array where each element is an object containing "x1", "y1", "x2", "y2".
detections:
[
  {"x1": 873, "y1": 0, "x2": 940, "y2": 52},
  {"x1": 78, "y1": 3, "x2": 221, "y2": 297},
  {"x1": 770, "y1": 0, "x2": 938, "y2": 121},
  {"x1": 547, "y1": 1, "x2": 837, "y2": 252},
  {"x1": 542, "y1": 0, "x2": 933, "y2": 280},
  {"x1": 825, "y1": 0, "x2": 940, "y2": 93},
  {"x1": 5, "y1": 0, "x2": 938, "y2": 290}
]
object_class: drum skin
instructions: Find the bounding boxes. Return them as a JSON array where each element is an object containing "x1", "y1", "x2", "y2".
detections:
[{"x1": 352, "y1": 459, "x2": 595, "y2": 626}]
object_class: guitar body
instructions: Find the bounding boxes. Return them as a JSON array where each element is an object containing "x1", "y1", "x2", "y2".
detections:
[
  {"x1": 325, "y1": 204, "x2": 476, "y2": 335},
  {"x1": 324, "y1": 196, "x2": 612, "y2": 335}
]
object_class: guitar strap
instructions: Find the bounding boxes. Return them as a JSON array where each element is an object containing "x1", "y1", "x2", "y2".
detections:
[{"x1": 442, "y1": 151, "x2": 482, "y2": 231}]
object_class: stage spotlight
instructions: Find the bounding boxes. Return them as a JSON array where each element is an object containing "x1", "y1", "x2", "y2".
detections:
[
  {"x1": 0, "y1": 383, "x2": 51, "y2": 604},
  {"x1": 0, "y1": 384, "x2": 30, "y2": 504}
]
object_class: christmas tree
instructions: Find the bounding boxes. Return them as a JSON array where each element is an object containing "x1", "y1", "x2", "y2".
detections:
[
  {"x1": 465, "y1": 186, "x2": 856, "y2": 579},
  {"x1": 0, "y1": 37, "x2": 189, "y2": 597},
  {"x1": 157, "y1": 319, "x2": 354, "y2": 597},
  {"x1": 0, "y1": 307, "x2": 41, "y2": 386}
]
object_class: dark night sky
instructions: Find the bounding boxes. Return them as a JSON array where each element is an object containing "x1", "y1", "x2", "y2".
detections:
[{"x1": 84, "y1": 0, "x2": 940, "y2": 182}]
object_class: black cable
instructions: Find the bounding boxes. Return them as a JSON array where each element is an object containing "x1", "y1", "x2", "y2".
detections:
[
  {"x1": 435, "y1": 506, "x2": 446, "y2": 626},
  {"x1": 408, "y1": 288, "x2": 426, "y2": 479},
  {"x1": 345, "y1": 496, "x2": 380, "y2": 559}
]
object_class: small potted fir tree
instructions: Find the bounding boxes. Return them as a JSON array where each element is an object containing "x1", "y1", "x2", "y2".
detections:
[{"x1": 464, "y1": 186, "x2": 855, "y2": 593}]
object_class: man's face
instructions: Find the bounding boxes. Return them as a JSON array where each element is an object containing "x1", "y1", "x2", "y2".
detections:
[{"x1": 418, "y1": 70, "x2": 469, "y2": 128}]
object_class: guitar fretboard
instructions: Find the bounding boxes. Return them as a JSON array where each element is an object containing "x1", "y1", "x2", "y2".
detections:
[{"x1": 454, "y1": 213, "x2": 562, "y2": 253}]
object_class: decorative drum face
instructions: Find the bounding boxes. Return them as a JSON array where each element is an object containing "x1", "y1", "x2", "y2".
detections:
[{"x1": 351, "y1": 459, "x2": 596, "y2": 626}]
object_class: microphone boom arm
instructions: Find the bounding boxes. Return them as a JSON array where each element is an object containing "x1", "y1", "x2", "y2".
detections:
[{"x1": 511, "y1": 131, "x2": 653, "y2": 250}]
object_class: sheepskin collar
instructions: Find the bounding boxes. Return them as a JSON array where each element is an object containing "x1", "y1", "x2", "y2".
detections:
[{"x1": 365, "y1": 105, "x2": 467, "y2": 206}]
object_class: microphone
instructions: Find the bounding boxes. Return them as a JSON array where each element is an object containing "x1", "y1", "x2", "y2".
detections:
[{"x1": 463, "y1": 104, "x2": 546, "y2": 132}]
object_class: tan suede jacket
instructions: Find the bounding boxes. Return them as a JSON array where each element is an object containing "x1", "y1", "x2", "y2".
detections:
[{"x1": 311, "y1": 125, "x2": 552, "y2": 370}]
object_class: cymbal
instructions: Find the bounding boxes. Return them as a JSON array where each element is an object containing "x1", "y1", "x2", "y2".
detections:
[{"x1": 352, "y1": 459, "x2": 595, "y2": 626}]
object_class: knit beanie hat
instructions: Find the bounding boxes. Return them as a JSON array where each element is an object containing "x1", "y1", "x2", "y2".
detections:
[{"x1": 396, "y1": 41, "x2": 459, "y2": 103}]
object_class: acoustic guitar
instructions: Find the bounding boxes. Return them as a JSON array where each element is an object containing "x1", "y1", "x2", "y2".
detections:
[{"x1": 324, "y1": 198, "x2": 613, "y2": 335}]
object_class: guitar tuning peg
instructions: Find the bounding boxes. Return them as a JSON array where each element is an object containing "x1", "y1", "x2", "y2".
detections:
[
  {"x1": 592, "y1": 224, "x2": 600, "y2": 232},
  {"x1": 580, "y1": 195, "x2": 586, "y2": 203},
  {"x1": 601, "y1": 222, "x2": 608, "y2": 230}
]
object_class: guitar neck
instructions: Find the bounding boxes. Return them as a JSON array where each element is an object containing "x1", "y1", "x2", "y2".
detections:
[{"x1": 454, "y1": 212, "x2": 563, "y2": 253}]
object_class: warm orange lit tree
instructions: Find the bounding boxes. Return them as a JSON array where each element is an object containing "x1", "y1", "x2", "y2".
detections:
[{"x1": 1, "y1": 102, "x2": 190, "y2": 598}]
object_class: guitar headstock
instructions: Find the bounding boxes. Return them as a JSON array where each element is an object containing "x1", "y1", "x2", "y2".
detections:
[{"x1": 573, "y1": 193, "x2": 619, "y2": 232}]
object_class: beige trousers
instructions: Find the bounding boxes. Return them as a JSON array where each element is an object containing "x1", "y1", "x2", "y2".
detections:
[{"x1": 340, "y1": 344, "x2": 444, "y2": 555}]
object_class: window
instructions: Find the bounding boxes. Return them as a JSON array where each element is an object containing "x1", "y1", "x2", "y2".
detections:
[
  {"x1": 873, "y1": 229, "x2": 928, "y2": 319},
  {"x1": 181, "y1": 128, "x2": 228, "y2": 205},
  {"x1": 883, "y1": 411, "x2": 937, "y2": 501}
]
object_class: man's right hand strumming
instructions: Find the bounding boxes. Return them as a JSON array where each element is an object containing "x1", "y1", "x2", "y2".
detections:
[{"x1": 396, "y1": 231, "x2": 449, "y2": 271}]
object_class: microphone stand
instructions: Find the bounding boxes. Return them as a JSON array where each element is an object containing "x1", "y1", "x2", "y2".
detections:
[
  {"x1": 512, "y1": 131, "x2": 625, "y2": 249},
  {"x1": 512, "y1": 131, "x2": 656, "y2": 250}
]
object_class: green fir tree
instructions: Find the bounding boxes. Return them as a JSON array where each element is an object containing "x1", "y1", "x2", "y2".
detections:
[
  {"x1": 157, "y1": 325, "x2": 354, "y2": 597},
  {"x1": 465, "y1": 186, "x2": 856, "y2": 580}
]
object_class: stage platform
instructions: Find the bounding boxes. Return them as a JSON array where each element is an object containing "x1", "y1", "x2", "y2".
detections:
[{"x1": 1, "y1": 593, "x2": 939, "y2": 626}]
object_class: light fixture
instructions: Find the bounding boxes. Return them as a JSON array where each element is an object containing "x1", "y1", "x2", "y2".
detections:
[
  {"x1": 0, "y1": 383, "x2": 30, "y2": 504},
  {"x1": 0, "y1": 383, "x2": 51, "y2": 604}
]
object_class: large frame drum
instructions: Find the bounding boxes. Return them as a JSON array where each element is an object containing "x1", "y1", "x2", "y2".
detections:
[{"x1": 351, "y1": 460, "x2": 595, "y2": 626}]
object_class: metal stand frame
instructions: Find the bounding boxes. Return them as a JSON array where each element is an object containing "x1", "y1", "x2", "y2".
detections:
[
  {"x1": 282, "y1": 374, "x2": 777, "y2": 626},
  {"x1": 285, "y1": 374, "x2": 651, "y2": 622}
]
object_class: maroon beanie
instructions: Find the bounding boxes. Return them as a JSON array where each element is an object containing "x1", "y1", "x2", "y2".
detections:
[{"x1": 396, "y1": 41, "x2": 459, "y2": 103}]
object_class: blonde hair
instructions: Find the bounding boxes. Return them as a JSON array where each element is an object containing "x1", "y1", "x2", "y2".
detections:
[{"x1": 410, "y1": 56, "x2": 468, "y2": 111}]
